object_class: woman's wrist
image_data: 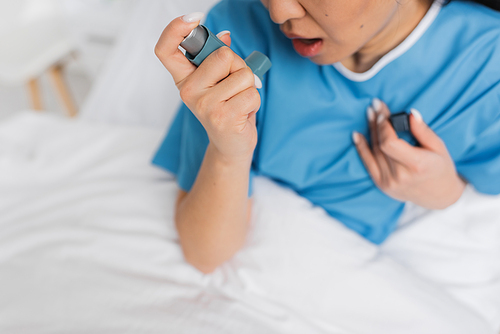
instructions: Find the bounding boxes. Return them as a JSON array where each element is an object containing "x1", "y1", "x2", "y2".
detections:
[
  {"x1": 422, "y1": 173, "x2": 466, "y2": 210},
  {"x1": 445, "y1": 173, "x2": 467, "y2": 208},
  {"x1": 207, "y1": 142, "x2": 254, "y2": 169}
]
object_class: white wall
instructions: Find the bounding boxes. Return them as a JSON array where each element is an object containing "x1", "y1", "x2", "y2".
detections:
[
  {"x1": 62, "y1": 0, "x2": 139, "y2": 77},
  {"x1": 0, "y1": 0, "x2": 138, "y2": 117}
]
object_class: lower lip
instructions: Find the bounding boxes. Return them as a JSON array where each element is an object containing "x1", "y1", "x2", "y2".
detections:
[{"x1": 292, "y1": 39, "x2": 323, "y2": 58}]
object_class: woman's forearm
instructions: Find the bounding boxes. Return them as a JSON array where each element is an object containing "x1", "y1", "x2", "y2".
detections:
[
  {"x1": 175, "y1": 142, "x2": 253, "y2": 273},
  {"x1": 155, "y1": 15, "x2": 261, "y2": 274}
]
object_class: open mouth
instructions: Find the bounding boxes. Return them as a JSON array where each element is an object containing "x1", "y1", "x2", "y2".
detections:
[
  {"x1": 292, "y1": 38, "x2": 324, "y2": 57},
  {"x1": 299, "y1": 38, "x2": 322, "y2": 45}
]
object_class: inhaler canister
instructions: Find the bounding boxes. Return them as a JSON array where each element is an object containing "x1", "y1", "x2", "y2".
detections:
[{"x1": 180, "y1": 25, "x2": 272, "y2": 82}]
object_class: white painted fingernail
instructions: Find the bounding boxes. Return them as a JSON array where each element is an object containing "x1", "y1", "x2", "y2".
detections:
[
  {"x1": 410, "y1": 108, "x2": 423, "y2": 123},
  {"x1": 216, "y1": 30, "x2": 231, "y2": 39},
  {"x1": 377, "y1": 113, "x2": 385, "y2": 125},
  {"x1": 182, "y1": 12, "x2": 205, "y2": 23},
  {"x1": 254, "y1": 74, "x2": 262, "y2": 89},
  {"x1": 372, "y1": 98, "x2": 382, "y2": 113},
  {"x1": 367, "y1": 106, "x2": 375, "y2": 122},
  {"x1": 352, "y1": 131, "x2": 360, "y2": 145}
]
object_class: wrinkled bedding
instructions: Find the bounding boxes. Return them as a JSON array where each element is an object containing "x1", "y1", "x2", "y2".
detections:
[{"x1": 0, "y1": 112, "x2": 499, "y2": 333}]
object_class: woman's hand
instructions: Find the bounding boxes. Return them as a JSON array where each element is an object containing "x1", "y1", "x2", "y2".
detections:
[
  {"x1": 353, "y1": 99, "x2": 466, "y2": 210},
  {"x1": 155, "y1": 13, "x2": 261, "y2": 163}
]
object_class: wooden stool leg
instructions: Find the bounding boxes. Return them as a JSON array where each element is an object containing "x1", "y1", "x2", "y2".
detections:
[
  {"x1": 27, "y1": 78, "x2": 43, "y2": 111},
  {"x1": 48, "y1": 65, "x2": 78, "y2": 117}
]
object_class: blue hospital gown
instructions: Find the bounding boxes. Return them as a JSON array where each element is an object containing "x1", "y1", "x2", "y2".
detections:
[{"x1": 153, "y1": 0, "x2": 500, "y2": 244}]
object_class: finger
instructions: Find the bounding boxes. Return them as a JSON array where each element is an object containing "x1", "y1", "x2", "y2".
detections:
[
  {"x1": 409, "y1": 109, "x2": 447, "y2": 154},
  {"x1": 374, "y1": 101, "x2": 402, "y2": 178},
  {"x1": 372, "y1": 98, "x2": 391, "y2": 118},
  {"x1": 216, "y1": 30, "x2": 232, "y2": 47},
  {"x1": 154, "y1": 13, "x2": 205, "y2": 85},
  {"x1": 187, "y1": 46, "x2": 248, "y2": 92},
  {"x1": 212, "y1": 66, "x2": 256, "y2": 101},
  {"x1": 223, "y1": 86, "x2": 261, "y2": 119},
  {"x1": 353, "y1": 132, "x2": 382, "y2": 185},
  {"x1": 248, "y1": 111, "x2": 257, "y2": 126},
  {"x1": 368, "y1": 105, "x2": 393, "y2": 182},
  {"x1": 377, "y1": 110, "x2": 426, "y2": 167},
  {"x1": 215, "y1": 31, "x2": 264, "y2": 90}
]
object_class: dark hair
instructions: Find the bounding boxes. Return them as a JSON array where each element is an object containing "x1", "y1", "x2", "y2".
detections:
[{"x1": 444, "y1": 0, "x2": 500, "y2": 11}]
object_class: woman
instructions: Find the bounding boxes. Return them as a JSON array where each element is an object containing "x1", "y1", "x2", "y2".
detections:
[{"x1": 153, "y1": 0, "x2": 500, "y2": 273}]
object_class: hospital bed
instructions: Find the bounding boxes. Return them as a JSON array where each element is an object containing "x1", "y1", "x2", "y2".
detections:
[{"x1": 0, "y1": 1, "x2": 499, "y2": 333}]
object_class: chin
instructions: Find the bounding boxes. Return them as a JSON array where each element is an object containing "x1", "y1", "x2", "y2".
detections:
[{"x1": 307, "y1": 54, "x2": 340, "y2": 66}]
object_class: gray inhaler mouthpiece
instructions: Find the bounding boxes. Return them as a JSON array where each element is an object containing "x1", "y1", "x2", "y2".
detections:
[{"x1": 180, "y1": 25, "x2": 272, "y2": 82}]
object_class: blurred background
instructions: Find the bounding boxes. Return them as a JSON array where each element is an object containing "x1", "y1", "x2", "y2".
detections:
[{"x1": 0, "y1": 0, "x2": 138, "y2": 119}]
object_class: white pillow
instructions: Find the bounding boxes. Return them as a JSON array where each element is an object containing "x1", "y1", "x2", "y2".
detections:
[{"x1": 80, "y1": 0, "x2": 220, "y2": 129}]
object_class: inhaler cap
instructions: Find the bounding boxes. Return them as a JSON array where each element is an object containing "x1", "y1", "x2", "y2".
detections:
[{"x1": 245, "y1": 51, "x2": 272, "y2": 82}]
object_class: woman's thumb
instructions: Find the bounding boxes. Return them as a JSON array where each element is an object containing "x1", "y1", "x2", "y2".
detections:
[
  {"x1": 410, "y1": 109, "x2": 446, "y2": 153},
  {"x1": 216, "y1": 30, "x2": 232, "y2": 47}
]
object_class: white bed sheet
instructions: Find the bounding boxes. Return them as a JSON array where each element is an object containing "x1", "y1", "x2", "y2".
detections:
[{"x1": 0, "y1": 112, "x2": 499, "y2": 333}]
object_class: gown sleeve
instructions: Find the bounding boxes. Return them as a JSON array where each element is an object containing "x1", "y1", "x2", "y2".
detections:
[
  {"x1": 440, "y1": 28, "x2": 500, "y2": 195},
  {"x1": 152, "y1": 103, "x2": 209, "y2": 192},
  {"x1": 455, "y1": 107, "x2": 500, "y2": 195}
]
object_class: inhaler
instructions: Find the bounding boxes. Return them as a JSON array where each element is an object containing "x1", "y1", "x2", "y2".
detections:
[{"x1": 180, "y1": 25, "x2": 272, "y2": 83}]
